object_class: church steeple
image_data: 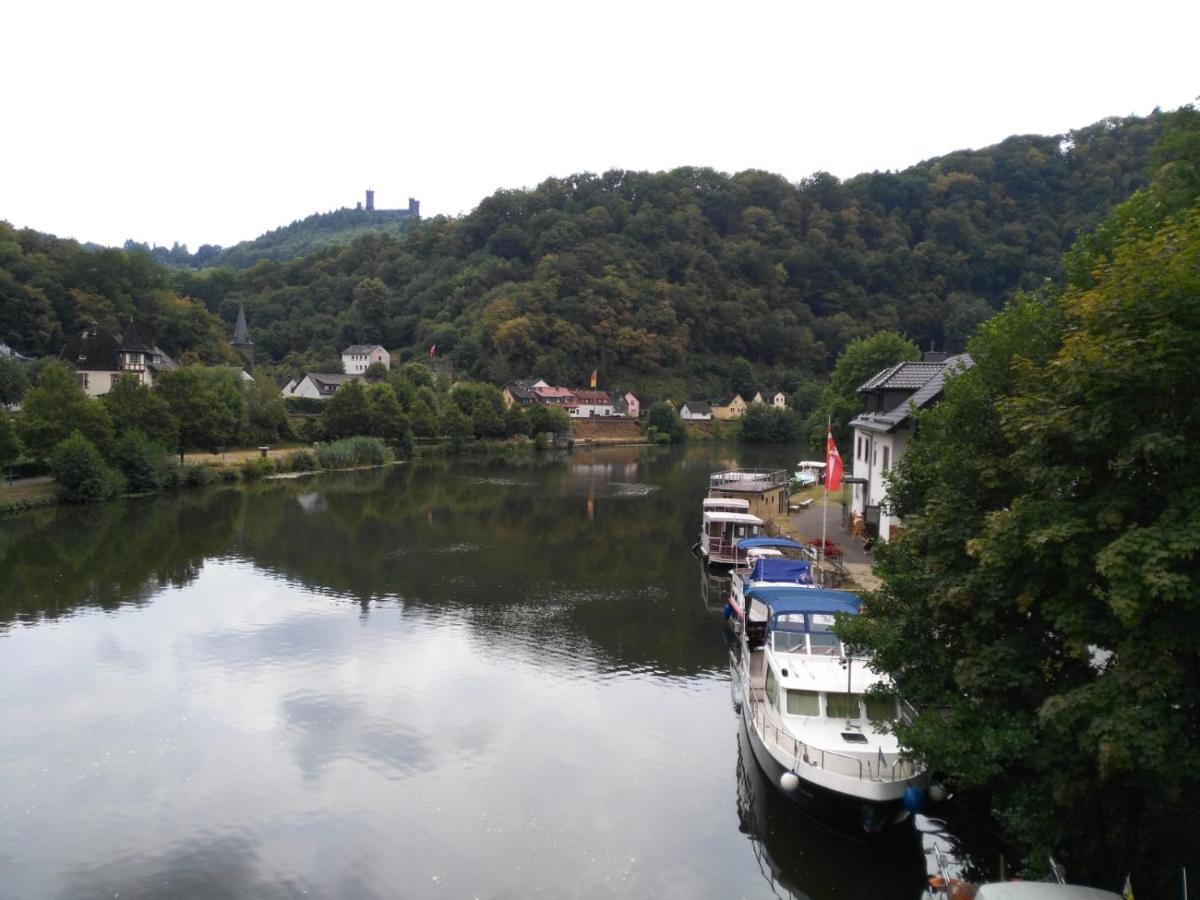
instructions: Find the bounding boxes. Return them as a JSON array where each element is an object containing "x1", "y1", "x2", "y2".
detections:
[{"x1": 231, "y1": 304, "x2": 254, "y2": 369}]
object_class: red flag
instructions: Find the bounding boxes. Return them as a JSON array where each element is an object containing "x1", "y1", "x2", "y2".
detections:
[
  {"x1": 428, "y1": 344, "x2": 437, "y2": 358},
  {"x1": 825, "y1": 430, "x2": 843, "y2": 492}
]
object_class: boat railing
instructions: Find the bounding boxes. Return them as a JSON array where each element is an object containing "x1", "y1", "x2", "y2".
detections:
[
  {"x1": 710, "y1": 469, "x2": 789, "y2": 490},
  {"x1": 752, "y1": 697, "x2": 918, "y2": 783},
  {"x1": 899, "y1": 698, "x2": 919, "y2": 727}
]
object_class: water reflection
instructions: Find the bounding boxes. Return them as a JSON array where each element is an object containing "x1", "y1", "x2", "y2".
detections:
[{"x1": 0, "y1": 445, "x2": 989, "y2": 899}]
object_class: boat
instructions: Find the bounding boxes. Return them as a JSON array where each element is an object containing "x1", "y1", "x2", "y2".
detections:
[
  {"x1": 733, "y1": 583, "x2": 930, "y2": 833},
  {"x1": 792, "y1": 460, "x2": 826, "y2": 489},
  {"x1": 698, "y1": 502, "x2": 765, "y2": 567},
  {"x1": 927, "y1": 848, "x2": 1125, "y2": 900},
  {"x1": 726, "y1": 537, "x2": 818, "y2": 626}
]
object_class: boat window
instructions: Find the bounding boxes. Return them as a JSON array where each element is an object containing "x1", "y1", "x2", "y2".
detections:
[
  {"x1": 809, "y1": 614, "x2": 836, "y2": 633},
  {"x1": 764, "y1": 666, "x2": 778, "y2": 709},
  {"x1": 773, "y1": 630, "x2": 807, "y2": 654},
  {"x1": 864, "y1": 694, "x2": 898, "y2": 723},
  {"x1": 786, "y1": 690, "x2": 820, "y2": 716},
  {"x1": 825, "y1": 693, "x2": 862, "y2": 719},
  {"x1": 808, "y1": 633, "x2": 841, "y2": 655}
]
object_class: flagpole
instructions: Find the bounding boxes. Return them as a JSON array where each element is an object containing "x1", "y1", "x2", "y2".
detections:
[{"x1": 821, "y1": 415, "x2": 829, "y2": 584}]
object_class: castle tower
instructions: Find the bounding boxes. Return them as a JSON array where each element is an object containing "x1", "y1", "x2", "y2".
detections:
[
  {"x1": 231, "y1": 303, "x2": 254, "y2": 370},
  {"x1": 365, "y1": 189, "x2": 375, "y2": 211},
  {"x1": 408, "y1": 197, "x2": 420, "y2": 218}
]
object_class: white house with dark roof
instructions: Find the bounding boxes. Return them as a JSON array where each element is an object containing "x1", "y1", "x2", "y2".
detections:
[
  {"x1": 342, "y1": 344, "x2": 390, "y2": 375},
  {"x1": 283, "y1": 373, "x2": 363, "y2": 400},
  {"x1": 680, "y1": 400, "x2": 713, "y2": 421},
  {"x1": 59, "y1": 321, "x2": 177, "y2": 397},
  {"x1": 848, "y1": 352, "x2": 972, "y2": 541}
]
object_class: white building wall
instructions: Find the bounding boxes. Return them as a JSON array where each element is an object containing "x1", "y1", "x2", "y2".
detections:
[
  {"x1": 78, "y1": 370, "x2": 125, "y2": 397},
  {"x1": 290, "y1": 377, "x2": 327, "y2": 400},
  {"x1": 850, "y1": 428, "x2": 910, "y2": 541}
]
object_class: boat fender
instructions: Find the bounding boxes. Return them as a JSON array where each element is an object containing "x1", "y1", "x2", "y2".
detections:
[
  {"x1": 723, "y1": 603, "x2": 733, "y2": 620},
  {"x1": 928, "y1": 782, "x2": 947, "y2": 803},
  {"x1": 780, "y1": 771, "x2": 800, "y2": 792},
  {"x1": 903, "y1": 785, "x2": 925, "y2": 813}
]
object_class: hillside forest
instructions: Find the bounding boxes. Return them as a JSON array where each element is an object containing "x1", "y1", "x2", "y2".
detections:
[{"x1": 0, "y1": 110, "x2": 1172, "y2": 411}]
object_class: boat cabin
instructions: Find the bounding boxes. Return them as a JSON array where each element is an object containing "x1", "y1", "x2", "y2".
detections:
[
  {"x1": 792, "y1": 460, "x2": 826, "y2": 488},
  {"x1": 708, "y1": 469, "x2": 789, "y2": 524},
  {"x1": 701, "y1": 511, "x2": 763, "y2": 566},
  {"x1": 702, "y1": 497, "x2": 751, "y2": 515}
]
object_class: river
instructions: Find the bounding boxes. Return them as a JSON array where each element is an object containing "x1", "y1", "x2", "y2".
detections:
[{"x1": 0, "y1": 446, "x2": 989, "y2": 899}]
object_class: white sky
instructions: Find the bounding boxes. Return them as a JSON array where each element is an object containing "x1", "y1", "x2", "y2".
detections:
[{"x1": 3, "y1": 0, "x2": 1197, "y2": 250}]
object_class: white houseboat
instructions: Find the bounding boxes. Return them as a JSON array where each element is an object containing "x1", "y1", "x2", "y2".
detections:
[
  {"x1": 698, "y1": 511, "x2": 764, "y2": 566},
  {"x1": 734, "y1": 584, "x2": 929, "y2": 832}
]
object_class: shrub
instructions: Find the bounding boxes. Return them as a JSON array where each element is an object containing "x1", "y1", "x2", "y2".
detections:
[
  {"x1": 50, "y1": 432, "x2": 124, "y2": 503},
  {"x1": 112, "y1": 429, "x2": 176, "y2": 493},
  {"x1": 284, "y1": 449, "x2": 317, "y2": 472},
  {"x1": 240, "y1": 457, "x2": 277, "y2": 481},
  {"x1": 217, "y1": 466, "x2": 240, "y2": 483},
  {"x1": 314, "y1": 436, "x2": 392, "y2": 469},
  {"x1": 182, "y1": 465, "x2": 216, "y2": 487}
]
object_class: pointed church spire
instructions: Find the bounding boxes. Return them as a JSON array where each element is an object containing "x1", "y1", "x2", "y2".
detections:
[{"x1": 231, "y1": 304, "x2": 254, "y2": 369}]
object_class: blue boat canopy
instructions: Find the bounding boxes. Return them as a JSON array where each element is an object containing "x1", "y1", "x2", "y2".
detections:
[
  {"x1": 749, "y1": 558, "x2": 814, "y2": 585},
  {"x1": 736, "y1": 537, "x2": 808, "y2": 552},
  {"x1": 745, "y1": 586, "x2": 862, "y2": 618}
]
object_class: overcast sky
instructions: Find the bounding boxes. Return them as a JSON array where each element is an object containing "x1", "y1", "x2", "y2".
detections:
[{"x1": 4, "y1": 0, "x2": 1196, "y2": 250}]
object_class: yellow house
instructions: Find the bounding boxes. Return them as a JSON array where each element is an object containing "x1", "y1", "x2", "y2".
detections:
[{"x1": 711, "y1": 392, "x2": 747, "y2": 420}]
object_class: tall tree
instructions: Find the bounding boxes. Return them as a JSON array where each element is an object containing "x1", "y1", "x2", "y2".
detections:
[
  {"x1": 155, "y1": 369, "x2": 238, "y2": 458},
  {"x1": 103, "y1": 374, "x2": 179, "y2": 450},
  {"x1": 15, "y1": 363, "x2": 115, "y2": 460}
]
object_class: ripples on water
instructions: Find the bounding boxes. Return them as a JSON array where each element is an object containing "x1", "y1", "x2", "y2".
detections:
[{"x1": 0, "y1": 449, "x2": 977, "y2": 899}]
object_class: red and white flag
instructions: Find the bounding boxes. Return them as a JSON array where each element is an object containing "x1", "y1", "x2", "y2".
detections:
[
  {"x1": 825, "y1": 430, "x2": 843, "y2": 492},
  {"x1": 428, "y1": 344, "x2": 437, "y2": 358}
]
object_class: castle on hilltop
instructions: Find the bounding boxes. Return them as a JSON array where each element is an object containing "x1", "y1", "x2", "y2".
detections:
[{"x1": 355, "y1": 189, "x2": 419, "y2": 218}]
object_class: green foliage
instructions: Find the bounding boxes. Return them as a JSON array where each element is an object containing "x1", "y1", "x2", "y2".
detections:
[
  {"x1": 504, "y1": 405, "x2": 531, "y2": 437},
  {"x1": 314, "y1": 436, "x2": 391, "y2": 469},
  {"x1": 365, "y1": 383, "x2": 412, "y2": 451},
  {"x1": 153, "y1": 112, "x2": 1167, "y2": 399},
  {"x1": 241, "y1": 375, "x2": 292, "y2": 444},
  {"x1": 240, "y1": 457, "x2": 277, "y2": 481},
  {"x1": 0, "y1": 412, "x2": 21, "y2": 472},
  {"x1": 112, "y1": 429, "x2": 177, "y2": 493},
  {"x1": 181, "y1": 464, "x2": 217, "y2": 487},
  {"x1": 440, "y1": 404, "x2": 474, "y2": 452},
  {"x1": 646, "y1": 401, "x2": 685, "y2": 443},
  {"x1": 284, "y1": 449, "x2": 317, "y2": 471},
  {"x1": 840, "y1": 120, "x2": 1200, "y2": 892},
  {"x1": 0, "y1": 357, "x2": 30, "y2": 407},
  {"x1": 810, "y1": 331, "x2": 920, "y2": 449},
  {"x1": 320, "y1": 380, "x2": 370, "y2": 440},
  {"x1": 527, "y1": 404, "x2": 570, "y2": 436},
  {"x1": 50, "y1": 432, "x2": 123, "y2": 502},
  {"x1": 16, "y1": 362, "x2": 115, "y2": 460},
  {"x1": 155, "y1": 368, "x2": 239, "y2": 456},
  {"x1": 738, "y1": 403, "x2": 800, "y2": 443},
  {"x1": 103, "y1": 374, "x2": 180, "y2": 450}
]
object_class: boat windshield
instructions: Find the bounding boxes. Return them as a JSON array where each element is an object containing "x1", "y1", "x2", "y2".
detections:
[{"x1": 770, "y1": 612, "x2": 845, "y2": 656}]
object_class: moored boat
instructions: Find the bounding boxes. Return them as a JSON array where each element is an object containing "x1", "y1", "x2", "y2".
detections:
[
  {"x1": 734, "y1": 583, "x2": 929, "y2": 833},
  {"x1": 726, "y1": 537, "x2": 817, "y2": 625},
  {"x1": 698, "y1": 509, "x2": 764, "y2": 567}
]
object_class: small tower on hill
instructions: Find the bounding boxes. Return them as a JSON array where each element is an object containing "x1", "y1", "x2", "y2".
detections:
[
  {"x1": 365, "y1": 189, "x2": 375, "y2": 211},
  {"x1": 231, "y1": 303, "x2": 254, "y2": 370}
]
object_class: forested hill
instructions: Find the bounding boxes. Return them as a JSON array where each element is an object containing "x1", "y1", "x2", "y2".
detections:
[
  {"x1": 1, "y1": 110, "x2": 1172, "y2": 400},
  {"x1": 124, "y1": 207, "x2": 420, "y2": 271}
]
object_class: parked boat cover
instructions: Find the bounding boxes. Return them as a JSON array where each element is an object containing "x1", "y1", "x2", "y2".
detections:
[
  {"x1": 736, "y1": 537, "x2": 808, "y2": 552},
  {"x1": 750, "y1": 558, "x2": 814, "y2": 585},
  {"x1": 745, "y1": 586, "x2": 862, "y2": 618}
]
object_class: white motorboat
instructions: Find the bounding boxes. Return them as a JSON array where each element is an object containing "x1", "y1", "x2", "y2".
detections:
[
  {"x1": 726, "y1": 537, "x2": 818, "y2": 626},
  {"x1": 734, "y1": 583, "x2": 929, "y2": 832},
  {"x1": 698, "y1": 508, "x2": 764, "y2": 567}
]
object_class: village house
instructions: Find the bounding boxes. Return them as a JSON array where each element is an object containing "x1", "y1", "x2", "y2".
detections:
[
  {"x1": 282, "y1": 373, "x2": 363, "y2": 400},
  {"x1": 710, "y1": 393, "x2": 747, "y2": 420},
  {"x1": 848, "y1": 352, "x2": 972, "y2": 541},
  {"x1": 611, "y1": 390, "x2": 640, "y2": 419},
  {"x1": 571, "y1": 389, "x2": 614, "y2": 418},
  {"x1": 748, "y1": 389, "x2": 788, "y2": 408},
  {"x1": 59, "y1": 321, "x2": 177, "y2": 397},
  {"x1": 680, "y1": 400, "x2": 713, "y2": 421},
  {"x1": 342, "y1": 344, "x2": 390, "y2": 375},
  {"x1": 501, "y1": 379, "x2": 547, "y2": 408}
]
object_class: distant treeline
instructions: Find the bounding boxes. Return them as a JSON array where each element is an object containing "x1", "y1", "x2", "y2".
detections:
[{"x1": 1, "y1": 110, "x2": 1170, "y2": 405}]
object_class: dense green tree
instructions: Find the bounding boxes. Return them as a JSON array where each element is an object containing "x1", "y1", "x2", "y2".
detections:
[
  {"x1": 103, "y1": 374, "x2": 179, "y2": 450},
  {"x1": 365, "y1": 383, "x2": 410, "y2": 444},
  {"x1": 0, "y1": 412, "x2": 21, "y2": 478},
  {"x1": 739, "y1": 404, "x2": 800, "y2": 443},
  {"x1": 50, "y1": 432, "x2": 122, "y2": 502},
  {"x1": 839, "y1": 132, "x2": 1200, "y2": 893},
  {"x1": 527, "y1": 404, "x2": 570, "y2": 436},
  {"x1": 504, "y1": 405, "x2": 531, "y2": 437},
  {"x1": 440, "y1": 403, "x2": 473, "y2": 452},
  {"x1": 0, "y1": 357, "x2": 30, "y2": 407},
  {"x1": 111, "y1": 429, "x2": 176, "y2": 492},
  {"x1": 155, "y1": 369, "x2": 238, "y2": 458},
  {"x1": 646, "y1": 401, "x2": 685, "y2": 443},
  {"x1": 240, "y1": 376, "x2": 291, "y2": 444},
  {"x1": 320, "y1": 380, "x2": 370, "y2": 440},
  {"x1": 16, "y1": 363, "x2": 115, "y2": 461}
]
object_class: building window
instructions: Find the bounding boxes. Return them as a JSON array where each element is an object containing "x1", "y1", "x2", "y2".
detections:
[{"x1": 882, "y1": 446, "x2": 890, "y2": 471}]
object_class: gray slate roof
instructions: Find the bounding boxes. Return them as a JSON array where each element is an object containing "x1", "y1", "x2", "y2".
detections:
[
  {"x1": 683, "y1": 400, "x2": 713, "y2": 415},
  {"x1": 343, "y1": 344, "x2": 385, "y2": 354},
  {"x1": 850, "y1": 354, "x2": 973, "y2": 433}
]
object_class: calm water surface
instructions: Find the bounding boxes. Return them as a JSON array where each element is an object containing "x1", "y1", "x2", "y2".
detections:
[{"x1": 0, "y1": 446, "x2": 975, "y2": 899}]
